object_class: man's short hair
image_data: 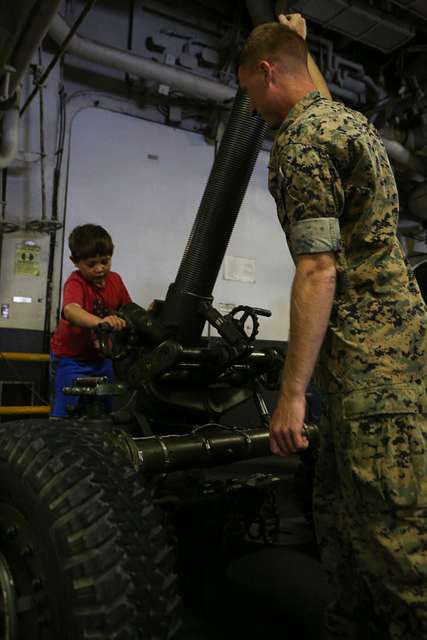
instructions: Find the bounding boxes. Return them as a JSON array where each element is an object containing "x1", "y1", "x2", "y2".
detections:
[
  {"x1": 69, "y1": 224, "x2": 114, "y2": 261},
  {"x1": 238, "y1": 22, "x2": 308, "y2": 71}
]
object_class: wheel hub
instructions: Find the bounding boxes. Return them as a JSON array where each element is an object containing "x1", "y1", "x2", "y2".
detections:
[{"x1": 0, "y1": 505, "x2": 49, "y2": 639}]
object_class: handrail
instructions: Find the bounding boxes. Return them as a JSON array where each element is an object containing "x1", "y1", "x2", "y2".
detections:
[
  {"x1": 0, "y1": 406, "x2": 50, "y2": 415},
  {"x1": 0, "y1": 352, "x2": 50, "y2": 362}
]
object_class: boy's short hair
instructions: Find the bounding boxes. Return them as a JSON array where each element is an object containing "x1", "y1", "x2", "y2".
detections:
[
  {"x1": 69, "y1": 224, "x2": 114, "y2": 261},
  {"x1": 238, "y1": 22, "x2": 308, "y2": 71}
]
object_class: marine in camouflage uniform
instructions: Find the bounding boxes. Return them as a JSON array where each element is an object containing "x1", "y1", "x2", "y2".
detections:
[{"x1": 268, "y1": 90, "x2": 427, "y2": 639}]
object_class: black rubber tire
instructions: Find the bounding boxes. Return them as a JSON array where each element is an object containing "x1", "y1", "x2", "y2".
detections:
[{"x1": 0, "y1": 418, "x2": 181, "y2": 640}]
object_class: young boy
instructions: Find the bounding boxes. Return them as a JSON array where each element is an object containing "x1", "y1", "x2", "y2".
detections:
[{"x1": 50, "y1": 224, "x2": 131, "y2": 417}]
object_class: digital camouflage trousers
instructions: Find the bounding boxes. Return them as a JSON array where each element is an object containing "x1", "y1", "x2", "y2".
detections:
[{"x1": 314, "y1": 385, "x2": 427, "y2": 640}]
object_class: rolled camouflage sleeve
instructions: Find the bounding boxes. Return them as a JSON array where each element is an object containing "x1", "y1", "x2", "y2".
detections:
[{"x1": 279, "y1": 144, "x2": 344, "y2": 255}]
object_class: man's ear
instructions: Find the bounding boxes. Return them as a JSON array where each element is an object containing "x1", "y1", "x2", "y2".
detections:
[
  {"x1": 259, "y1": 59, "x2": 273, "y2": 84},
  {"x1": 70, "y1": 255, "x2": 78, "y2": 267}
]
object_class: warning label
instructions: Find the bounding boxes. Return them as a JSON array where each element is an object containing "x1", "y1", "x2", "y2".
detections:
[{"x1": 15, "y1": 244, "x2": 41, "y2": 276}]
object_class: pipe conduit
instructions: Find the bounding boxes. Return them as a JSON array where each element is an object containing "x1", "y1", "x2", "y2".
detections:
[
  {"x1": 9, "y1": 0, "x2": 63, "y2": 96},
  {"x1": 0, "y1": 94, "x2": 20, "y2": 169},
  {"x1": 381, "y1": 136, "x2": 427, "y2": 177},
  {"x1": 48, "y1": 14, "x2": 235, "y2": 104}
]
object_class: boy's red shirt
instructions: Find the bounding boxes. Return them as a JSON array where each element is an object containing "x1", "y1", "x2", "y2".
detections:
[{"x1": 51, "y1": 270, "x2": 131, "y2": 360}]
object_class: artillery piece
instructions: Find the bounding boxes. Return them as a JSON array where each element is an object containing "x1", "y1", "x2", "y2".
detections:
[{"x1": 0, "y1": 89, "x2": 318, "y2": 640}]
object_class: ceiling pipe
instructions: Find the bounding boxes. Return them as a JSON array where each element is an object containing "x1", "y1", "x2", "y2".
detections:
[
  {"x1": 0, "y1": 0, "x2": 63, "y2": 168},
  {"x1": 0, "y1": 93, "x2": 20, "y2": 169},
  {"x1": 48, "y1": 14, "x2": 235, "y2": 104},
  {"x1": 9, "y1": 0, "x2": 63, "y2": 96},
  {"x1": 328, "y1": 83, "x2": 359, "y2": 103},
  {"x1": 381, "y1": 135, "x2": 427, "y2": 177},
  {"x1": 20, "y1": 0, "x2": 97, "y2": 116}
]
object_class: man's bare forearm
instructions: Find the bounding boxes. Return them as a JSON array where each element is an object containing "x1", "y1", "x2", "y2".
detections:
[
  {"x1": 308, "y1": 52, "x2": 332, "y2": 101},
  {"x1": 269, "y1": 255, "x2": 336, "y2": 456},
  {"x1": 277, "y1": 13, "x2": 332, "y2": 101},
  {"x1": 281, "y1": 256, "x2": 336, "y2": 398}
]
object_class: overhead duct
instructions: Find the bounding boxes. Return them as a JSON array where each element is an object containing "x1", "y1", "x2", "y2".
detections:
[
  {"x1": 48, "y1": 14, "x2": 235, "y2": 104},
  {"x1": 381, "y1": 136, "x2": 427, "y2": 177},
  {"x1": 0, "y1": 0, "x2": 63, "y2": 168},
  {"x1": 0, "y1": 0, "x2": 38, "y2": 73},
  {"x1": 390, "y1": 0, "x2": 427, "y2": 20},
  {"x1": 6, "y1": 0, "x2": 63, "y2": 97},
  {"x1": 0, "y1": 93, "x2": 20, "y2": 169},
  {"x1": 283, "y1": 0, "x2": 414, "y2": 52}
]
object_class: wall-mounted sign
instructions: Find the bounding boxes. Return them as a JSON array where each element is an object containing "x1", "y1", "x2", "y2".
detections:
[
  {"x1": 223, "y1": 255, "x2": 256, "y2": 283},
  {"x1": 15, "y1": 242, "x2": 41, "y2": 276}
]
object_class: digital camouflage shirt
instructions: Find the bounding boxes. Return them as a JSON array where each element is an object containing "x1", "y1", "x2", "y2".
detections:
[{"x1": 269, "y1": 91, "x2": 427, "y2": 408}]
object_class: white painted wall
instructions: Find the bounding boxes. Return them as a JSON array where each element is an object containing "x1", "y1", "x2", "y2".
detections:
[
  {"x1": 62, "y1": 107, "x2": 214, "y2": 304},
  {"x1": 215, "y1": 150, "x2": 294, "y2": 340},
  {"x1": 62, "y1": 107, "x2": 294, "y2": 340}
]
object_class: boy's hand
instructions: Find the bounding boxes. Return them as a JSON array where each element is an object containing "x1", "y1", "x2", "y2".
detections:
[
  {"x1": 277, "y1": 13, "x2": 307, "y2": 40},
  {"x1": 97, "y1": 315, "x2": 126, "y2": 331}
]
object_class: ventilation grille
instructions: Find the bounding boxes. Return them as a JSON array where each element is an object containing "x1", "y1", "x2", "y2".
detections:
[
  {"x1": 288, "y1": 0, "x2": 414, "y2": 52},
  {"x1": 391, "y1": 0, "x2": 427, "y2": 20}
]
